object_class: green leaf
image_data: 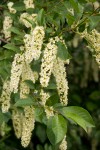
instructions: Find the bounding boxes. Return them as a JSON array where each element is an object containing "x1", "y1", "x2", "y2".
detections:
[
  {"x1": 15, "y1": 98, "x2": 34, "y2": 107},
  {"x1": 37, "y1": 9, "x2": 45, "y2": 26},
  {"x1": 24, "y1": 17, "x2": 36, "y2": 28},
  {"x1": 47, "y1": 115, "x2": 67, "y2": 145},
  {"x1": 3, "y1": 43, "x2": 20, "y2": 52},
  {"x1": 36, "y1": 124, "x2": 47, "y2": 143},
  {"x1": 89, "y1": 16, "x2": 100, "y2": 29},
  {"x1": 46, "y1": 83, "x2": 57, "y2": 90},
  {"x1": 66, "y1": 13, "x2": 75, "y2": 26},
  {"x1": 70, "y1": 0, "x2": 79, "y2": 12},
  {"x1": 24, "y1": 80, "x2": 35, "y2": 89},
  {"x1": 57, "y1": 106, "x2": 95, "y2": 132},
  {"x1": 0, "y1": 112, "x2": 4, "y2": 125},
  {"x1": 37, "y1": 145, "x2": 44, "y2": 150},
  {"x1": 0, "y1": 112, "x2": 11, "y2": 124},
  {"x1": 13, "y1": 2, "x2": 25, "y2": 11},
  {"x1": 9, "y1": 27, "x2": 23, "y2": 36},
  {"x1": 57, "y1": 41, "x2": 71, "y2": 61}
]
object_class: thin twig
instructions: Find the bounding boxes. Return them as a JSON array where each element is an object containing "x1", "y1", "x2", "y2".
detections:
[{"x1": 0, "y1": 38, "x2": 9, "y2": 43}]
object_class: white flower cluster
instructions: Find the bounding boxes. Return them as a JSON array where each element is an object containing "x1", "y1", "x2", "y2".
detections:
[
  {"x1": 59, "y1": 136, "x2": 67, "y2": 150},
  {"x1": 22, "y1": 62, "x2": 35, "y2": 83},
  {"x1": 0, "y1": 80, "x2": 11, "y2": 113},
  {"x1": 40, "y1": 38, "x2": 57, "y2": 87},
  {"x1": 7, "y1": 2, "x2": 16, "y2": 14},
  {"x1": 20, "y1": 62, "x2": 35, "y2": 98},
  {"x1": 45, "y1": 106, "x2": 54, "y2": 119},
  {"x1": 12, "y1": 109, "x2": 22, "y2": 139},
  {"x1": 24, "y1": 0, "x2": 34, "y2": 9},
  {"x1": 3, "y1": 16, "x2": 13, "y2": 41},
  {"x1": 19, "y1": 63, "x2": 35, "y2": 147},
  {"x1": 24, "y1": 26, "x2": 45, "y2": 63},
  {"x1": 20, "y1": 62, "x2": 36, "y2": 97},
  {"x1": 21, "y1": 106, "x2": 35, "y2": 147},
  {"x1": 53, "y1": 58, "x2": 69, "y2": 105},
  {"x1": 20, "y1": 13, "x2": 37, "y2": 28},
  {"x1": 40, "y1": 89, "x2": 50, "y2": 106},
  {"x1": 10, "y1": 53, "x2": 24, "y2": 93},
  {"x1": 80, "y1": 29, "x2": 100, "y2": 67}
]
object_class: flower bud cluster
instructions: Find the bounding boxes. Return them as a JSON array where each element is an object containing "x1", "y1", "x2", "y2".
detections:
[
  {"x1": 20, "y1": 13, "x2": 37, "y2": 28},
  {"x1": 0, "y1": 80, "x2": 11, "y2": 113},
  {"x1": 40, "y1": 89, "x2": 50, "y2": 106},
  {"x1": 45, "y1": 106, "x2": 54, "y2": 119},
  {"x1": 59, "y1": 136, "x2": 67, "y2": 150},
  {"x1": 12, "y1": 109, "x2": 22, "y2": 139},
  {"x1": 24, "y1": 0, "x2": 34, "y2": 9},
  {"x1": 80, "y1": 29, "x2": 100, "y2": 67},
  {"x1": 3, "y1": 16, "x2": 13, "y2": 41},
  {"x1": 7, "y1": 2, "x2": 16, "y2": 14}
]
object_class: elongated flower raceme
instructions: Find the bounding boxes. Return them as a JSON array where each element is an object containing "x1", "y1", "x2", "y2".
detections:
[
  {"x1": 12, "y1": 108, "x2": 22, "y2": 139},
  {"x1": 20, "y1": 62, "x2": 35, "y2": 147},
  {"x1": 10, "y1": 53, "x2": 24, "y2": 93},
  {"x1": 0, "y1": 80, "x2": 11, "y2": 113},
  {"x1": 24, "y1": 26, "x2": 45, "y2": 63},
  {"x1": 59, "y1": 136, "x2": 67, "y2": 150},
  {"x1": 22, "y1": 62, "x2": 35, "y2": 83},
  {"x1": 40, "y1": 38, "x2": 57, "y2": 87},
  {"x1": 20, "y1": 63, "x2": 34, "y2": 98},
  {"x1": 30, "y1": 26, "x2": 45, "y2": 60},
  {"x1": 80, "y1": 29, "x2": 100, "y2": 67},
  {"x1": 21, "y1": 106, "x2": 35, "y2": 147},
  {"x1": 7, "y1": 2, "x2": 16, "y2": 14},
  {"x1": 53, "y1": 58, "x2": 69, "y2": 105},
  {"x1": 3, "y1": 16, "x2": 13, "y2": 41},
  {"x1": 24, "y1": 0, "x2": 34, "y2": 9}
]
